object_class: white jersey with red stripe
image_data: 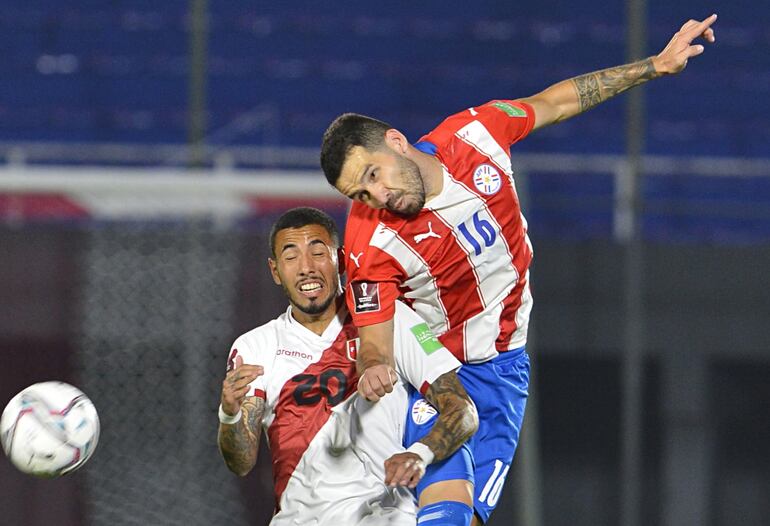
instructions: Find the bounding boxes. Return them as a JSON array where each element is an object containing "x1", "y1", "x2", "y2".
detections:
[
  {"x1": 345, "y1": 99, "x2": 536, "y2": 364},
  {"x1": 228, "y1": 300, "x2": 461, "y2": 525}
]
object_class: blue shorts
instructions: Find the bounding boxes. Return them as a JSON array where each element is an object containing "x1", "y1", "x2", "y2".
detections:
[{"x1": 403, "y1": 347, "x2": 530, "y2": 524}]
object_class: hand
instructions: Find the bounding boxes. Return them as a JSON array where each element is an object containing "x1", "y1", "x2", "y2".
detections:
[
  {"x1": 357, "y1": 363, "x2": 398, "y2": 402},
  {"x1": 654, "y1": 14, "x2": 717, "y2": 75},
  {"x1": 221, "y1": 355, "x2": 264, "y2": 416},
  {"x1": 384, "y1": 452, "x2": 426, "y2": 488}
]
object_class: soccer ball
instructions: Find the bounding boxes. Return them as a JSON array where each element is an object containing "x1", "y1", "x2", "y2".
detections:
[{"x1": 1, "y1": 381, "x2": 100, "y2": 478}]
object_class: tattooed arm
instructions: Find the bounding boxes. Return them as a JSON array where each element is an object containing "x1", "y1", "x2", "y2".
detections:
[
  {"x1": 383, "y1": 370, "x2": 478, "y2": 488},
  {"x1": 218, "y1": 396, "x2": 265, "y2": 476},
  {"x1": 419, "y1": 371, "x2": 478, "y2": 461},
  {"x1": 519, "y1": 14, "x2": 717, "y2": 131},
  {"x1": 218, "y1": 354, "x2": 265, "y2": 476}
]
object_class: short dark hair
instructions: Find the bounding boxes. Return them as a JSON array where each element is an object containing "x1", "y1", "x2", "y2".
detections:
[
  {"x1": 320, "y1": 113, "x2": 392, "y2": 187},
  {"x1": 269, "y1": 207, "x2": 340, "y2": 257}
]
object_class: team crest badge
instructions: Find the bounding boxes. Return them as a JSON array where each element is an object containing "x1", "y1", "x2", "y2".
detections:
[
  {"x1": 411, "y1": 398, "x2": 438, "y2": 425},
  {"x1": 473, "y1": 164, "x2": 502, "y2": 195},
  {"x1": 346, "y1": 338, "x2": 359, "y2": 361}
]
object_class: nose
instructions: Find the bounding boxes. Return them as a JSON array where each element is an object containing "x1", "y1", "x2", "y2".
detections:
[
  {"x1": 369, "y1": 183, "x2": 390, "y2": 208},
  {"x1": 298, "y1": 250, "x2": 315, "y2": 274}
]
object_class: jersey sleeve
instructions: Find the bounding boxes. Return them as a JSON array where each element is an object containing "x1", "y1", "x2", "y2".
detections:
[
  {"x1": 391, "y1": 301, "x2": 462, "y2": 395},
  {"x1": 344, "y1": 203, "x2": 406, "y2": 327},
  {"x1": 477, "y1": 99, "x2": 536, "y2": 146},
  {"x1": 420, "y1": 99, "x2": 535, "y2": 150},
  {"x1": 226, "y1": 332, "x2": 267, "y2": 399}
]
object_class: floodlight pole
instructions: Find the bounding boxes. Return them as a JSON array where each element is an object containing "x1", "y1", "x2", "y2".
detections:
[
  {"x1": 620, "y1": 0, "x2": 647, "y2": 525},
  {"x1": 188, "y1": 0, "x2": 208, "y2": 168}
]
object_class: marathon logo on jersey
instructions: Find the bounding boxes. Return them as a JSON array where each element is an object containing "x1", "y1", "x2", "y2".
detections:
[
  {"x1": 473, "y1": 164, "x2": 502, "y2": 195},
  {"x1": 491, "y1": 101, "x2": 527, "y2": 118},
  {"x1": 346, "y1": 338, "x2": 360, "y2": 361},
  {"x1": 410, "y1": 323, "x2": 443, "y2": 355},
  {"x1": 411, "y1": 398, "x2": 438, "y2": 425},
  {"x1": 276, "y1": 348, "x2": 313, "y2": 361},
  {"x1": 352, "y1": 281, "x2": 380, "y2": 313}
]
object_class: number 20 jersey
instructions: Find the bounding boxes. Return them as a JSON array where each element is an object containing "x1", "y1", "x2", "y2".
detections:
[
  {"x1": 345, "y1": 99, "x2": 536, "y2": 364},
  {"x1": 228, "y1": 301, "x2": 461, "y2": 525}
]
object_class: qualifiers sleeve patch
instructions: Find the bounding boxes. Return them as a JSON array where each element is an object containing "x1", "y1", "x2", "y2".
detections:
[
  {"x1": 410, "y1": 322, "x2": 443, "y2": 355},
  {"x1": 352, "y1": 281, "x2": 381, "y2": 313},
  {"x1": 491, "y1": 101, "x2": 527, "y2": 118}
]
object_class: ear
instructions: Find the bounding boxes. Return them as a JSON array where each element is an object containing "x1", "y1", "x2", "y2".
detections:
[
  {"x1": 384, "y1": 129, "x2": 409, "y2": 155},
  {"x1": 337, "y1": 247, "x2": 346, "y2": 277},
  {"x1": 267, "y1": 258, "x2": 282, "y2": 286}
]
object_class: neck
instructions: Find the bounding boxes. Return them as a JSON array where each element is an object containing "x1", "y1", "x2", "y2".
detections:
[
  {"x1": 291, "y1": 295, "x2": 344, "y2": 336},
  {"x1": 411, "y1": 148, "x2": 444, "y2": 201}
]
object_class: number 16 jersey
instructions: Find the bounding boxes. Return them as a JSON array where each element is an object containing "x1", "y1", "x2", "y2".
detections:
[{"x1": 345, "y1": 99, "x2": 537, "y2": 364}]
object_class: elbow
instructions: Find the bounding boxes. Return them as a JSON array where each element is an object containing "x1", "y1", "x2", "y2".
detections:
[
  {"x1": 460, "y1": 398, "x2": 480, "y2": 443},
  {"x1": 219, "y1": 441, "x2": 257, "y2": 477},
  {"x1": 234, "y1": 467, "x2": 253, "y2": 478},
  {"x1": 225, "y1": 460, "x2": 254, "y2": 478}
]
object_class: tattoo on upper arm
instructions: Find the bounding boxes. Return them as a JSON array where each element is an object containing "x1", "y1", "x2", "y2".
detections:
[
  {"x1": 572, "y1": 58, "x2": 659, "y2": 112},
  {"x1": 421, "y1": 371, "x2": 478, "y2": 462},
  {"x1": 242, "y1": 397, "x2": 264, "y2": 437},
  {"x1": 218, "y1": 397, "x2": 265, "y2": 475}
]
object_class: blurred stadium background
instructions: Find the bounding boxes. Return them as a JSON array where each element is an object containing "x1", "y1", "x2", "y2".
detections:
[{"x1": 1, "y1": 1, "x2": 768, "y2": 525}]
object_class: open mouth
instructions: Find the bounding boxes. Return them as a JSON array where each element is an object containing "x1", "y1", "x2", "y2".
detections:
[{"x1": 298, "y1": 281, "x2": 324, "y2": 297}]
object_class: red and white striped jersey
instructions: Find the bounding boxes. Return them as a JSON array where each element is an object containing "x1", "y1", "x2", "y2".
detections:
[
  {"x1": 345, "y1": 100, "x2": 536, "y2": 364},
  {"x1": 228, "y1": 301, "x2": 460, "y2": 525}
]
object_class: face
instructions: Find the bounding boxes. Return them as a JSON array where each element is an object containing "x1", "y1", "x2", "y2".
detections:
[
  {"x1": 269, "y1": 225, "x2": 341, "y2": 318},
  {"x1": 336, "y1": 144, "x2": 426, "y2": 217}
]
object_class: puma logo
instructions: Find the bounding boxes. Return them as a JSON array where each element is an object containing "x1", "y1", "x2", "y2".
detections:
[
  {"x1": 413, "y1": 222, "x2": 441, "y2": 244},
  {"x1": 350, "y1": 251, "x2": 363, "y2": 268}
]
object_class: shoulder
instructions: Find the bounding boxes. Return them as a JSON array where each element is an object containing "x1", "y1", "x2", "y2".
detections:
[
  {"x1": 347, "y1": 202, "x2": 382, "y2": 232},
  {"x1": 419, "y1": 106, "x2": 478, "y2": 145},
  {"x1": 422, "y1": 100, "x2": 534, "y2": 145},
  {"x1": 344, "y1": 204, "x2": 389, "y2": 265},
  {"x1": 231, "y1": 315, "x2": 286, "y2": 360}
]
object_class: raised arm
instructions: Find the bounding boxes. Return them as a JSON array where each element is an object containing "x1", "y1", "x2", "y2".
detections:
[
  {"x1": 520, "y1": 14, "x2": 717, "y2": 131},
  {"x1": 384, "y1": 370, "x2": 479, "y2": 488},
  {"x1": 218, "y1": 356, "x2": 265, "y2": 476}
]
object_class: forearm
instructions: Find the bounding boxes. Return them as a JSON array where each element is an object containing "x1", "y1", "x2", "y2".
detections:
[
  {"x1": 570, "y1": 57, "x2": 662, "y2": 113},
  {"x1": 218, "y1": 398, "x2": 263, "y2": 476},
  {"x1": 358, "y1": 340, "x2": 395, "y2": 370},
  {"x1": 420, "y1": 371, "x2": 479, "y2": 462},
  {"x1": 523, "y1": 56, "x2": 662, "y2": 129},
  {"x1": 357, "y1": 319, "x2": 396, "y2": 372}
]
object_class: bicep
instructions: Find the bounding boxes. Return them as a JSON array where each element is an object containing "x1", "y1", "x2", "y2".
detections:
[
  {"x1": 516, "y1": 95, "x2": 566, "y2": 131},
  {"x1": 516, "y1": 72, "x2": 584, "y2": 131},
  {"x1": 241, "y1": 396, "x2": 266, "y2": 436},
  {"x1": 424, "y1": 370, "x2": 473, "y2": 411}
]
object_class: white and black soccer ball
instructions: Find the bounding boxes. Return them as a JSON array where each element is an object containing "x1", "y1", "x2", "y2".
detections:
[{"x1": 0, "y1": 381, "x2": 100, "y2": 478}]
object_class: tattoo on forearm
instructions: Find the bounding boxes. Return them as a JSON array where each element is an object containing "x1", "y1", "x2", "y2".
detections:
[
  {"x1": 218, "y1": 397, "x2": 264, "y2": 475},
  {"x1": 571, "y1": 58, "x2": 660, "y2": 112},
  {"x1": 421, "y1": 371, "x2": 479, "y2": 462}
]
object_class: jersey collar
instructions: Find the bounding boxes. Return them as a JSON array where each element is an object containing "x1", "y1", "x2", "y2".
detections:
[{"x1": 284, "y1": 300, "x2": 348, "y2": 341}]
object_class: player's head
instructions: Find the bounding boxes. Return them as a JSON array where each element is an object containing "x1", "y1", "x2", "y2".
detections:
[
  {"x1": 268, "y1": 207, "x2": 343, "y2": 318},
  {"x1": 321, "y1": 113, "x2": 426, "y2": 216}
]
